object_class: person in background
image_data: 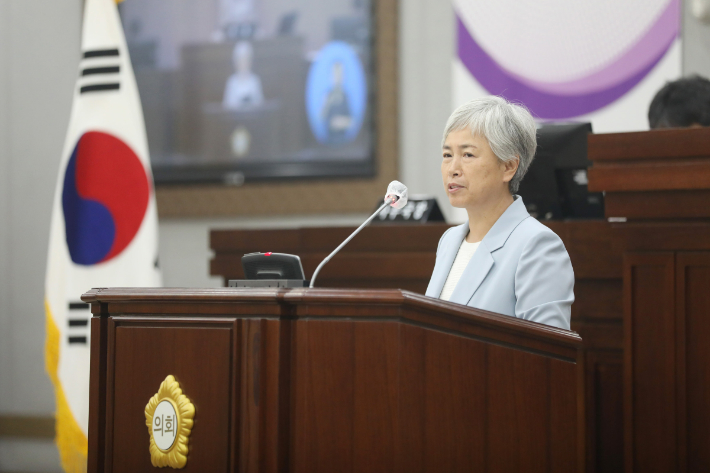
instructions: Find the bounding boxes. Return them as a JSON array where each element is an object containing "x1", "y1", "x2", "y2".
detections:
[
  {"x1": 426, "y1": 96, "x2": 574, "y2": 330},
  {"x1": 648, "y1": 75, "x2": 710, "y2": 129},
  {"x1": 321, "y1": 62, "x2": 352, "y2": 143},
  {"x1": 223, "y1": 41, "x2": 264, "y2": 110}
]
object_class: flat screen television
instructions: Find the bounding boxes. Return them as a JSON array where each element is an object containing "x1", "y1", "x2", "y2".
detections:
[{"x1": 118, "y1": 0, "x2": 375, "y2": 185}]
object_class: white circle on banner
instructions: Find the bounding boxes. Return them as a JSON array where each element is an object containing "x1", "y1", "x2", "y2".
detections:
[
  {"x1": 454, "y1": 0, "x2": 669, "y2": 82},
  {"x1": 152, "y1": 400, "x2": 178, "y2": 451}
]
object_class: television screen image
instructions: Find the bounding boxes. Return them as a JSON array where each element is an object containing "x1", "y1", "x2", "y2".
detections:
[{"x1": 118, "y1": 0, "x2": 374, "y2": 184}]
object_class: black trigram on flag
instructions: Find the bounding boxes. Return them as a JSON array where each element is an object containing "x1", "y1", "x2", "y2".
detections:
[{"x1": 79, "y1": 48, "x2": 120, "y2": 94}]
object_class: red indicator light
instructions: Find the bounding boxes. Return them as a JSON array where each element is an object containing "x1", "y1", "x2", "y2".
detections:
[{"x1": 265, "y1": 252, "x2": 273, "y2": 256}]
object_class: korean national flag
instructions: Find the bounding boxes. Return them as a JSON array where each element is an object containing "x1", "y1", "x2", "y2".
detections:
[{"x1": 44, "y1": 0, "x2": 161, "y2": 470}]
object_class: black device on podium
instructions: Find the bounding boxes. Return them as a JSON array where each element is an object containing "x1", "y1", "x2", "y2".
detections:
[{"x1": 228, "y1": 252, "x2": 308, "y2": 288}]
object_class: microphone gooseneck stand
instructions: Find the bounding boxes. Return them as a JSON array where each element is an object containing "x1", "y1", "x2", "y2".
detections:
[{"x1": 309, "y1": 196, "x2": 395, "y2": 288}]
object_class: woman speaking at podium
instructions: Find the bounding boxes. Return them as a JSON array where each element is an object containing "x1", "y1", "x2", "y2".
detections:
[{"x1": 425, "y1": 96, "x2": 574, "y2": 330}]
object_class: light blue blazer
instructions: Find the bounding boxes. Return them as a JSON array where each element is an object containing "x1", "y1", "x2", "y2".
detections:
[{"x1": 425, "y1": 197, "x2": 574, "y2": 330}]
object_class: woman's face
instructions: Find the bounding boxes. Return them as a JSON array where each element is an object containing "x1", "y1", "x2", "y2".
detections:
[{"x1": 441, "y1": 128, "x2": 518, "y2": 211}]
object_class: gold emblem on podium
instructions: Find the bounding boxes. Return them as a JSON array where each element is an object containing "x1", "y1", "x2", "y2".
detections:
[{"x1": 144, "y1": 375, "x2": 195, "y2": 468}]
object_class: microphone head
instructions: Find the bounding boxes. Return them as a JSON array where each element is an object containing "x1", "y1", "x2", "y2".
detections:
[{"x1": 385, "y1": 180, "x2": 408, "y2": 209}]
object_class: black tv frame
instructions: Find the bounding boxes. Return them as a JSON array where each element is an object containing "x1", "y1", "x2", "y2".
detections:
[{"x1": 152, "y1": 151, "x2": 376, "y2": 186}]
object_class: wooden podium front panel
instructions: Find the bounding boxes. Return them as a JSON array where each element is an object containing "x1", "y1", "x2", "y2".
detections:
[
  {"x1": 290, "y1": 320, "x2": 401, "y2": 472},
  {"x1": 397, "y1": 324, "x2": 487, "y2": 472},
  {"x1": 86, "y1": 288, "x2": 583, "y2": 473},
  {"x1": 290, "y1": 319, "x2": 578, "y2": 473},
  {"x1": 677, "y1": 253, "x2": 710, "y2": 472},
  {"x1": 107, "y1": 318, "x2": 236, "y2": 473},
  {"x1": 626, "y1": 252, "x2": 710, "y2": 473},
  {"x1": 624, "y1": 254, "x2": 676, "y2": 473}
]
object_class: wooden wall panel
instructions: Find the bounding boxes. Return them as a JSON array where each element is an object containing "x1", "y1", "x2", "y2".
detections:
[
  {"x1": 585, "y1": 351, "x2": 623, "y2": 473},
  {"x1": 291, "y1": 320, "x2": 400, "y2": 473},
  {"x1": 291, "y1": 320, "x2": 355, "y2": 473},
  {"x1": 211, "y1": 224, "x2": 445, "y2": 294},
  {"x1": 420, "y1": 328, "x2": 487, "y2": 472},
  {"x1": 624, "y1": 253, "x2": 676, "y2": 473},
  {"x1": 588, "y1": 160, "x2": 710, "y2": 192},
  {"x1": 572, "y1": 279, "x2": 623, "y2": 322},
  {"x1": 396, "y1": 322, "x2": 426, "y2": 473},
  {"x1": 261, "y1": 319, "x2": 291, "y2": 473},
  {"x1": 587, "y1": 127, "x2": 710, "y2": 162},
  {"x1": 613, "y1": 222, "x2": 710, "y2": 252},
  {"x1": 683, "y1": 265, "x2": 710, "y2": 472},
  {"x1": 394, "y1": 324, "x2": 489, "y2": 472},
  {"x1": 352, "y1": 323, "x2": 400, "y2": 473},
  {"x1": 486, "y1": 345, "x2": 550, "y2": 472},
  {"x1": 88, "y1": 313, "x2": 108, "y2": 472},
  {"x1": 604, "y1": 190, "x2": 710, "y2": 220},
  {"x1": 621, "y1": 250, "x2": 710, "y2": 473},
  {"x1": 571, "y1": 278, "x2": 623, "y2": 473},
  {"x1": 545, "y1": 221, "x2": 621, "y2": 279},
  {"x1": 238, "y1": 319, "x2": 262, "y2": 472},
  {"x1": 289, "y1": 319, "x2": 579, "y2": 473},
  {"x1": 550, "y1": 357, "x2": 580, "y2": 473},
  {"x1": 212, "y1": 252, "x2": 436, "y2": 282},
  {"x1": 587, "y1": 128, "x2": 710, "y2": 194},
  {"x1": 676, "y1": 253, "x2": 710, "y2": 473}
]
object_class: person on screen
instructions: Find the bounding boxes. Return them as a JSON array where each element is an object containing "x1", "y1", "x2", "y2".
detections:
[
  {"x1": 425, "y1": 96, "x2": 574, "y2": 330},
  {"x1": 223, "y1": 41, "x2": 264, "y2": 110},
  {"x1": 648, "y1": 75, "x2": 710, "y2": 129},
  {"x1": 321, "y1": 62, "x2": 352, "y2": 143}
]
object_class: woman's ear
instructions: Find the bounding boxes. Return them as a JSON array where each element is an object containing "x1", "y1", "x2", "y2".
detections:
[{"x1": 502, "y1": 157, "x2": 520, "y2": 183}]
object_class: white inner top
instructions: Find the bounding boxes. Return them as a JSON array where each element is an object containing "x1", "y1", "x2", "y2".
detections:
[{"x1": 440, "y1": 239, "x2": 481, "y2": 301}]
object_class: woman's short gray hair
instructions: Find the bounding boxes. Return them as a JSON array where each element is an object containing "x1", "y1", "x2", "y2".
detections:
[{"x1": 442, "y1": 96, "x2": 537, "y2": 193}]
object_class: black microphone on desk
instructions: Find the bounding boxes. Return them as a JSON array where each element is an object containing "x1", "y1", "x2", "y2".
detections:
[{"x1": 309, "y1": 180, "x2": 409, "y2": 288}]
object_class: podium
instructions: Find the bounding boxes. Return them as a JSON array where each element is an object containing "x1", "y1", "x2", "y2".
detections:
[{"x1": 84, "y1": 287, "x2": 584, "y2": 472}]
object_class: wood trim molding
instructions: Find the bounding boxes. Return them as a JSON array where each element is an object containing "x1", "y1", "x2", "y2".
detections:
[
  {"x1": 0, "y1": 415, "x2": 55, "y2": 439},
  {"x1": 155, "y1": 0, "x2": 399, "y2": 218},
  {"x1": 587, "y1": 127, "x2": 710, "y2": 161}
]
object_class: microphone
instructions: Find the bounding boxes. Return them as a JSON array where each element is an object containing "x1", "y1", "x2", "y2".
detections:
[
  {"x1": 385, "y1": 180, "x2": 408, "y2": 209},
  {"x1": 309, "y1": 180, "x2": 408, "y2": 288}
]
